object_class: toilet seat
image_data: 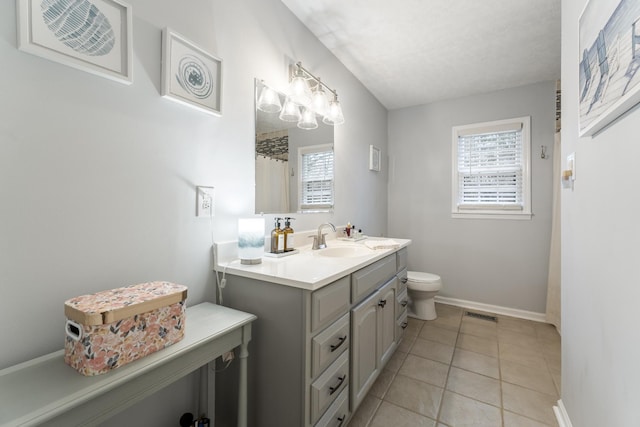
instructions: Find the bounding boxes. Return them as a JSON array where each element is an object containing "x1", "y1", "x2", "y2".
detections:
[{"x1": 407, "y1": 271, "x2": 442, "y2": 292}]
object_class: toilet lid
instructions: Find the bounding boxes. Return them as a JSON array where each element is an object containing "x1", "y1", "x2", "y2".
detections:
[{"x1": 407, "y1": 271, "x2": 441, "y2": 283}]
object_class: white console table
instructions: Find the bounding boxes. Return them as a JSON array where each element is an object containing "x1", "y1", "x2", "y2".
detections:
[{"x1": 0, "y1": 303, "x2": 256, "y2": 427}]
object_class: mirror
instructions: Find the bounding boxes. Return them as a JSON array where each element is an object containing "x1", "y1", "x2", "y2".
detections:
[{"x1": 255, "y1": 79, "x2": 335, "y2": 214}]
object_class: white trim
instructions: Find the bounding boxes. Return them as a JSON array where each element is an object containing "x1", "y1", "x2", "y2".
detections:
[
  {"x1": 434, "y1": 295, "x2": 547, "y2": 323},
  {"x1": 553, "y1": 400, "x2": 573, "y2": 427}
]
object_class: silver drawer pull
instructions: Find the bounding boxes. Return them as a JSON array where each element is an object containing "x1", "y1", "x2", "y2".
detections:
[
  {"x1": 330, "y1": 335, "x2": 347, "y2": 352},
  {"x1": 378, "y1": 299, "x2": 387, "y2": 308},
  {"x1": 329, "y1": 375, "x2": 346, "y2": 395},
  {"x1": 401, "y1": 277, "x2": 408, "y2": 284},
  {"x1": 400, "y1": 300, "x2": 408, "y2": 307},
  {"x1": 336, "y1": 414, "x2": 346, "y2": 427},
  {"x1": 401, "y1": 322, "x2": 408, "y2": 329}
]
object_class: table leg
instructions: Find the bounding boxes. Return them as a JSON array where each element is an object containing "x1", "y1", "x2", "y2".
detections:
[{"x1": 237, "y1": 324, "x2": 251, "y2": 427}]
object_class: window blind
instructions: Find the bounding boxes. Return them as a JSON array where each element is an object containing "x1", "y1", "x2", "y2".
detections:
[
  {"x1": 300, "y1": 147, "x2": 334, "y2": 210},
  {"x1": 457, "y1": 128, "x2": 524, "y2": 209}
]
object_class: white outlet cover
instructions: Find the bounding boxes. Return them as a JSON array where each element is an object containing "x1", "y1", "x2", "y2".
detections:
[{"x1": 196, "y1": 186, "x2": 215, "y2": 217}]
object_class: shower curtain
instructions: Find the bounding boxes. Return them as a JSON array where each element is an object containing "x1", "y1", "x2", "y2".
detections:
[
  {"x1": 255, "y1": 156, "x2": 290, "y2": 213},
  {"x1": 545, "y1": 131, "x2": 561, "y2": 332}
]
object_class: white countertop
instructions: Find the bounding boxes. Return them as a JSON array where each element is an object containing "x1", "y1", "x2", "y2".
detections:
[{"x1": 215, "y1": 238, "x2": 411, "y2": 291}]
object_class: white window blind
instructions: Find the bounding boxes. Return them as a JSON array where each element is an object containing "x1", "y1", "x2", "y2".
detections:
[
  {"x1": 299, "y1": 145, "x2": 334, "y2": 211},
  {"x1": 452, "y1": 117, "x2": 531, "y2": 219}
]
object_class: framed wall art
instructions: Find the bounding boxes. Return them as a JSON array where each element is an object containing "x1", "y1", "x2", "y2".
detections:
[
  {"x1": 369, "y1": 145, "x2": 381, "y2": 172},
  {"x1": 579, "y1": 0, "x2": 640, "y2": 136},
  {"x1": 17, "y1": 0, "x2": 133, "y2": 84},
  {"x1": 161, "y1": 28, "x2": 222, "y2": 116}
]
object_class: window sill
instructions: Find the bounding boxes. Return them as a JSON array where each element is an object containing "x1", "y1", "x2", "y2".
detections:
[{"x1": 451, "y1": 212, "x2": 532, "y2": 220}]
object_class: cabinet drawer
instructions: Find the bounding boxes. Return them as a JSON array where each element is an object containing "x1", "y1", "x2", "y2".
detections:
[
  {"x1": 396, "y1": 247, "x2": 408, "y2": 272},
  {"x1": 396, "y1": 288, "x2": 408, "y2": 320},
  {"x1": 312, "y1": 276, "x2": 351, "y2": 333},
  {"x1": 312, "y1": 313, "x2": 350, "y2": 378},
  {"x1": 351, "y1": 255, "x2": 396, "y2": 303},
  {"x1": 396, "y1": 310, "x2": 408, "y2": 342},
  {"x1": 311, "y1": 351, "x2": 349, "y2": 424},
  {"x1": 397, "y1": 268, "x2": 408, "y2": 293},
  {"x1": 314, "y1": 387, "x2": 348, "y2": 427}
]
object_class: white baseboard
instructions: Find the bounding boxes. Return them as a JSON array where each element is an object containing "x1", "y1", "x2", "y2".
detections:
[
  {"x1": 434, "y1": 296, "x2": 547, "y2": 323},
  {"x1": 553, "y1": 400, "x2": 573, "y2": 427}
]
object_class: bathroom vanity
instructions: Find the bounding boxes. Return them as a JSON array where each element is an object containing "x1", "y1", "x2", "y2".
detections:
[{"x1": 215, "y1": 239, "x2": 410, "y2": 427}]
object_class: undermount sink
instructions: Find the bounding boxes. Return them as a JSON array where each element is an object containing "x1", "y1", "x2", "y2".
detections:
[{"x1": 315, "y1": 245, "x2": 372, "y2": 258}]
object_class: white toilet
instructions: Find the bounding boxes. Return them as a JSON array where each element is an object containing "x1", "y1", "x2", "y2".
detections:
[{"x1": 406, "y1": 271, "x2": 442, "y2": 320}]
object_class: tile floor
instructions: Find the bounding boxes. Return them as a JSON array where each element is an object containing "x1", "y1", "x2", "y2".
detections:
[{"x1": 349, "y1": 303, "x2": 561, "y2": 427}]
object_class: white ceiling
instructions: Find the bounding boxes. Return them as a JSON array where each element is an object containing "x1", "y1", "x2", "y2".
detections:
[{"x1": 281, "y1": 0, "x2": 561, "y2": 110}]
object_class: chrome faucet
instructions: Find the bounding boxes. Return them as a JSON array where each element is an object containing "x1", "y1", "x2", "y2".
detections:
[{"x1": 311, "y1": 222, "x2": 336, "y2": 250}]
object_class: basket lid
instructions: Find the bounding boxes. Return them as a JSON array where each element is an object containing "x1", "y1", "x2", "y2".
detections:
[{"x1": 64, "y1": 281, "x2": 188, "y2": 326}]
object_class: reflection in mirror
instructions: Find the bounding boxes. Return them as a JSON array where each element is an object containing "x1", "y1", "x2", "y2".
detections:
[{"x1": 255, "y1": 79, "x2": 335, "y2": 214}]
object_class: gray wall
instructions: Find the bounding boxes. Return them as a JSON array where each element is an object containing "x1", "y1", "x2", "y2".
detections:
[
  {"x1": 561, "y1": 1, "x2": 640, "y2": 425},
  {"x1": 0, "y1": 0, "x2": 388, "y2": 425},
  {"x1": 387, "y1": 81, "x2": 555, "y2": 313}
]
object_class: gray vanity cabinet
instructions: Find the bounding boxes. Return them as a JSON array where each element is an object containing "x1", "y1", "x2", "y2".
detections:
[
  {"x1": 351, "y1": 276, "x2": 397, "y2": 409},
  {"x1": 215, "y1": 249, "x2": 407, "y2": 427}
]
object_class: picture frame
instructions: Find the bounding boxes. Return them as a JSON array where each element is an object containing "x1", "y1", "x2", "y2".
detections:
[
  {"x1": 579, "y1": 0, "x2": 640, "y2": 137},
  {"x1": 161, "y1": 28, "x2": 222, "y2": 116},
  {"x1": 17, "y1": 0, "x2": 133, "y2": 85},
  {"x1": 369, "y1": 145, "x2": 381, "y2": 172}
]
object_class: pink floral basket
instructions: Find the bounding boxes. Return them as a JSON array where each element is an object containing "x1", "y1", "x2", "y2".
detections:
[{"x1": 64, "y1": 281, "x2": 188, "y2": 376}]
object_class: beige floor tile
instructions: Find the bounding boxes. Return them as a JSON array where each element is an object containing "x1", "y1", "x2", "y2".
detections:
[
  {"x1": 499, "y1": 342, "x2": 547, "y2": 370},
  {"x1": 504, "y1": 410, "x2": 557, "y2": 427},
  {"x1": 399, "y1": 354, "x2": 450, "y2": 388},
  {"x1": 451, "y1": 348, "x2": 500, "y2": 379},
  {"x1": 459, "y1": 320, "x2": 498, "y2": 339},
  {"x1": 419, "y1": 324, "x2": 459, "y2": 346},
  {"x1": 410, "y1": 337, "x2": 455, "y2": 364},
  {"x1": 456, "y1": 333, "x2": 498, "y2": 357},
  {"x1": 439, "y1": 391, "x2": 502, "y2": 427},
  {"x1": 500, "y1": 359, "x2": 558, "y2": 397},
  {"x1": 445, "y1": 367, "x2": 501, "y2": 407},
  {"x1": 428, "y1": 314, "x2": 462, "y2": 332},
  {"x1": 348, "y1": 394, "x2": 382, "y2": 427},
  {"x1": 405, "y1": 317, "x2": 425, "y2": 337},
  {"x1": 435, "y1": 303, "x2": 464, "y2": 316},
  {"x1": 497, "y1": 329, "x2": 541, "y2": 351},
  {"x1": 369, "y1": 368, "x2": 396, "y2": 399},
  {"x1": 534, "y1": 322, "x2": 561, "y2": 342},
  {"x1": 384, "y1": 374, "x2": 444, "y2": 419},
  {"x1": 397, "y1": 333, "x2": 417, "y2": 353},
  {"x1": 502, "y1": 382, "x2": 558, "y2": 426},
  {"x1": 497, "y1": 316, "x2": 537, "y2": 336},
  {"x1": 369, "y1": 401, "x2": 437, "y2": 427},
  {"x1": 386, "y1": 350, "x2": 408, "y2": 373}
]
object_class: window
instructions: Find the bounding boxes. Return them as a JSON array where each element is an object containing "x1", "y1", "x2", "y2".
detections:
[
  {"x1": 298, "y1": 144, "x2": 334, "y2": 212},
  {"x1": 452, "y1": 116, "x2": 531, "y2": 219}
]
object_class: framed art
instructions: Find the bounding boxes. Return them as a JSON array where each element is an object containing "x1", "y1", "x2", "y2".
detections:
[
  {"x1": 161, "y1": 29, "x2": 222, "y2": 116},
  {"x1": 579, "y1": 0, "x2": 640, "y2": 136},
  {"x1": 369, "y1": 145, "x2": 381, "y2": 172},
  {"x1": 17, "y1": 0, "x2": 133, "y2": 84}
]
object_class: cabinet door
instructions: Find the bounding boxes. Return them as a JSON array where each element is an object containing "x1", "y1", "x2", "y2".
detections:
[
  {"x1": 350, "y1": 291, "x2": 379, "y2": 409},
  {"x1": 377, "y1": 278, "x2": 397, "y2": 367}
]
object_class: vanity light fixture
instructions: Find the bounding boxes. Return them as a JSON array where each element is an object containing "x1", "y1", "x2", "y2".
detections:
[
  {"x1": 279, "y1": 97, "x2": 302, "y2": 122},
  {"x1": 298, "y1": 107, "x2": 318, "y2": 130},
  {"x1": 287, "y1": 62, "x2": 345, "y2": 129},
  {"x1": 257, "y1": 82, "x2": 282, "y2": 113}
]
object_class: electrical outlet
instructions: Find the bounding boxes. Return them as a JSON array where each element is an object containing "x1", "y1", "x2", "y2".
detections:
[
  {"x1": 196, "y1": 186, "x2": 215, "y2": 217},
  {"x1": 222, "y1": 351, "x2": 234, "y2": 362}
]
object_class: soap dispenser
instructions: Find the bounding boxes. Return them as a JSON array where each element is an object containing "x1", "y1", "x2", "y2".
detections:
[
  {"x1": 283, "y1": 217, "x2": 296, "y2": 252},
  {"x1": 270, "y1": 218, "x2": 283, "y2": 253}
]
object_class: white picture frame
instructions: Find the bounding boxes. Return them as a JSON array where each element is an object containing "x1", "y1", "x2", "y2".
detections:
[
  {"x1": 369, "y1": 145, "x2": 381, "y2": 172},
  {"x1": 17, "y1": 0, "x2": 133, "y2": 85},
  {"x1": 161, "y1": 28, "x2": 222, "y2": 116},
  {"x1": 578, "y1": 0, "x2": 640, "y2": 136}
]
